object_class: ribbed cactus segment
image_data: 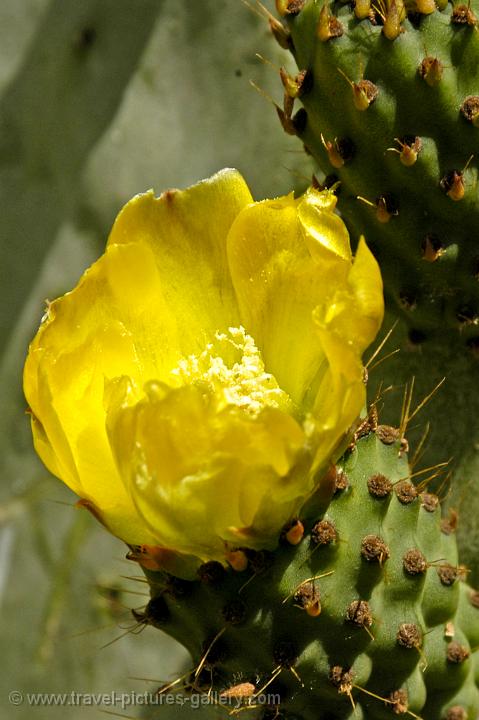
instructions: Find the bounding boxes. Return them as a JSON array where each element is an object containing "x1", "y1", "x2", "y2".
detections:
[
  {"x1": 274, "y1": 0, "x2": 479, "y2": 345},
  {"x1": 137, "y1": 430, "x2": 479, "y2": 720}
]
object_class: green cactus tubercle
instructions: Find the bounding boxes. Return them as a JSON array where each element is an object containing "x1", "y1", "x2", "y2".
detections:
[
  {"x1": 135, "y1": 426, "x2": 479, "y2": 720},
  {"x1": 273, "y1": 0, "x2": 479, "y2": 345}
]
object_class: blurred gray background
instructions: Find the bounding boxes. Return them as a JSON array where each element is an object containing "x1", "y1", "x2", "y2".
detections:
[{"x1": 0, "y1": 2, "x2": 309, "y2": 718}]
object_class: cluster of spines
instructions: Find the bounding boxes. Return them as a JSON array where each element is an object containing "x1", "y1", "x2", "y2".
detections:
[
  {"x1": 131, "y1": 424, "x2": 479, "y2": 720},
  {"x1": 264, "y1": 0, "x2": 479, "y2": 342},
  {"x1": 274, "y1": 0, "x2": 477, "y2": 41},
  {"x1": 274, "y1": 2, "x2": 479, "y2": 211}
]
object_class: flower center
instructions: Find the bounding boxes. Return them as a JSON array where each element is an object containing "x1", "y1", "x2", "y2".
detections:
[{"x1": 169, "y1": 326, "x2": 294, "y2": 417}]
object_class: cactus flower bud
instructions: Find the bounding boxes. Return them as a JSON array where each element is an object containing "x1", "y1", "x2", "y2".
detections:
[{"x1": 24, "y1": 169, "x2": 383, "y2": 565}]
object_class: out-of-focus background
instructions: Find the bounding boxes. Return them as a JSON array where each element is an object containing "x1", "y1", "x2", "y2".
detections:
[{"x1": 0, "y1": 2, "x2": 309, "y2": 718}]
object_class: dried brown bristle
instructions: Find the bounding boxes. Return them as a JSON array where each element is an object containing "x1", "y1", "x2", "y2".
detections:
[
  {"x1": 346, "y1": 600, "x2": 373, "y2": 627},
  {"x1": 361, "y1": 535, "x2": 390, "y2": 563},
  {"x1": 446, "y1": 641, "x2": 470, "y2": 664},
  {"x1": 368, "y1": 473, "x2": 393, "y2": 498},
  {"x1": 395, "y1": 480, "x2": 418, "y2": 504},
  {"x1": 329, "y1": 665, "x2": 354, "y2": 694},
  {"x1": 396, "y1": 622, "x2": 422, "y2": 648},
  {"x1": 376, "y1": 425, "x2": 400, "y2": 444},
  {"x1": 403, "y1": 548, "x2": 428, "y2": 575},
  {"x1": 451, "y1": 3, "x2": 477, "y2": 25},
  {"x1": 419, "y1": 56, "x2": 444, "y2": 86},
  {"x1": 294, "y1": 581, "x2": 321, "y2": 616},
  {"x1": 334, "y1": 469, "x2": 349, "y2": 492},
  {"x1": 389, "y1": 688, "x2": 409, "y2": 715},
  {"x1": 445, "y1": 705, "x2": 468, "y2": 720},
  {"x1": 441, "y1": 509, "x2": 459, "y2": 535},
  {"x1": 420, "y1": 492, "x2": 440, "y2": 512},
  {"x1": 356, "y1": 79, "x2": 379, "y2": 105},
  {"x1": 437, "y1": 563, "x2": 459, "y2": 586},
  {"x1": 461, "y1": 95, "x2": 479, "y2": 123},
  {"x1": 311, "y1": 519, "x2": 338, "y2": 546}
]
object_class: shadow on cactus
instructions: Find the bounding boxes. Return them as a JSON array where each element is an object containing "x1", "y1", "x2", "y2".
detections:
[{"x1": 23, "y1": 171, "x2": 478, "y2": 719}]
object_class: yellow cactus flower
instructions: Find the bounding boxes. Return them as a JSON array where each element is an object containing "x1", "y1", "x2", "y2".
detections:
[{"x1": 24, "y1": 169, "x2": 383, "y2": 566}]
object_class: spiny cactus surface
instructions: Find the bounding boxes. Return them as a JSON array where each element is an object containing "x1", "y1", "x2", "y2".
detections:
[
  {"x1": 274, "y1": 0, "x2": 479, "y2": 346},
  {"x1": 137, "y1": 428, "x2": 479, "y2": 720}
]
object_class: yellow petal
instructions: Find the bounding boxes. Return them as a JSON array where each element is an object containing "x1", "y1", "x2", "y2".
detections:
[
  {"x1": 227, "y1": 193, "x2": 328, "y2": 407},
  {"x1": 23, "y1": 170, "x2": 253, "y2": 547},
  {"x1": 227, "y1": 186, "x2": 382, "y2": 476},
  {"x1": 312, "y1": 237, "x2": 384, "y2": 377},
  {"x1": 308, "y1": 237, "x2": 383, "y2": 469},
  {"x1": 108, "y1": 381, "x2": 308, "y2": 560},
  {"x1": 347, "y1": 236, "x2": 385, "y2": 351},
  {"x1": 297, "y1": 187, "x2": 352, "y2": 264},
  {"x1": 108, "y1": 168, "x2": 253, "y2": 356},
  {"x1": 24, "y1": 248, "x2": 150, "y2": 508}
]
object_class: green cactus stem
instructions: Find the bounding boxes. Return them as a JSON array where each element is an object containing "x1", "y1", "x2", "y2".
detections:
[
  {"x1": 272, "y1": 0, "x2": 479, "y2": 346},
  {"x1": 135, "y1": 422, "x2": 479, "y2": 720}
]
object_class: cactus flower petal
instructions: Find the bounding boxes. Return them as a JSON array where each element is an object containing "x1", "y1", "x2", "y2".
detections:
[{"x1": 24, "y1": 170, "x2": 383, "y2": 564}]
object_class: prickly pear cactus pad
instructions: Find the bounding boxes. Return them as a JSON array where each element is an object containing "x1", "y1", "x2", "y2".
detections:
[
  {"x1": 274, "y1": 0, "x2": 479, "y2": 343},
  {"x1": 138, "y1": 426, "x2": 479, "y2": 720}
]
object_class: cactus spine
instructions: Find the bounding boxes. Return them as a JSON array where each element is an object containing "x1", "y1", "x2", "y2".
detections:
[
  {"x1": 136, "y1": 421, "x2": 479, "y2": 720},
  {"x1": 273, "y1": 0, "x2": 479, "y2": 345}
]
